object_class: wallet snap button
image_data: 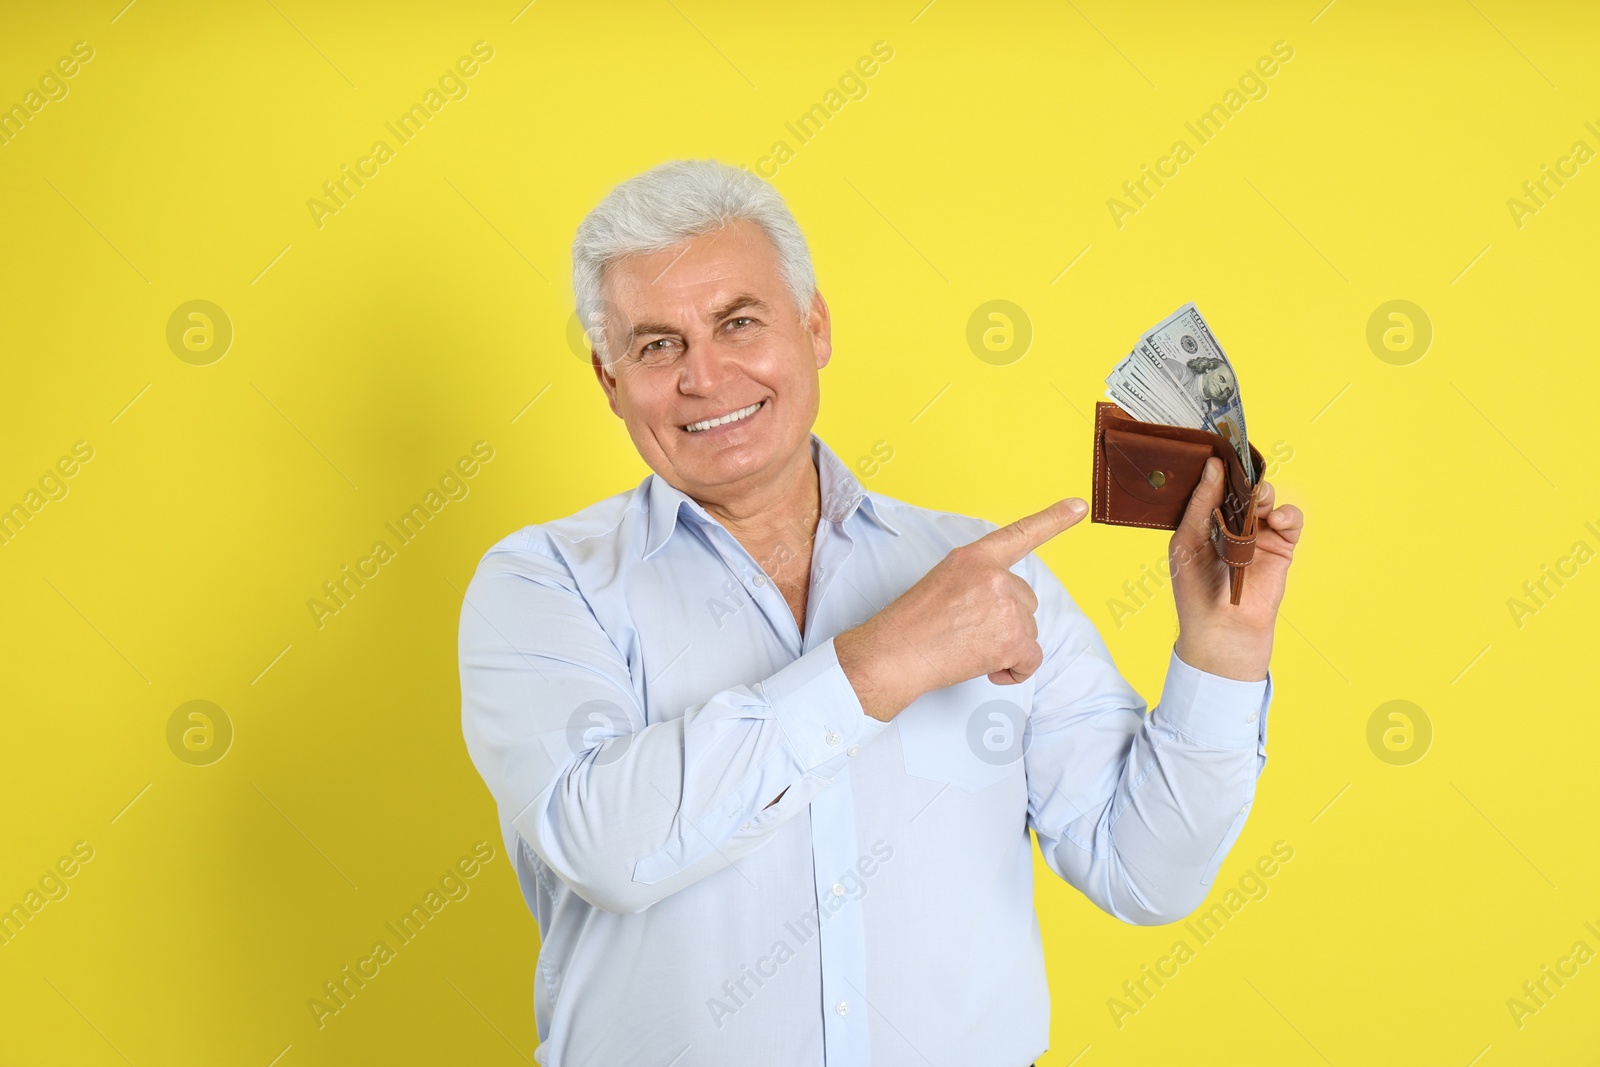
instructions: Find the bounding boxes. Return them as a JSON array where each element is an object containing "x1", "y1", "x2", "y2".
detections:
[{"x1": 1146, "y1": 469, "x2": 1166, "y2": 488}]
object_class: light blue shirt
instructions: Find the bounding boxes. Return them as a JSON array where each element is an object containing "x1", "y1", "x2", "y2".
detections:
[{"x1": 459, "y1": 434, "x2": 1272, "y2": 1066}]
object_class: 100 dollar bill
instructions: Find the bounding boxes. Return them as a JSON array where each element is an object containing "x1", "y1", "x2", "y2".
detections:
[{"x1": 1105, "y1": 303, "x2": 1255, "y2": 482}]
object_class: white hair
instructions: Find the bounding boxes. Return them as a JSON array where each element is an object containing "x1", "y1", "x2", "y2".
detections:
[{"x1": 571, "y1": 160, "x2": 816, "y2": 362}]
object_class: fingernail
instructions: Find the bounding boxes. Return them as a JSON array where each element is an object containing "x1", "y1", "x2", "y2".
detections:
[
  {"x1": 1203, "y1": 459, "x2": 1221, "y2": 484},
  {"x1": 1066, "y1": 498, "x2": 1086, "y2": 515}
]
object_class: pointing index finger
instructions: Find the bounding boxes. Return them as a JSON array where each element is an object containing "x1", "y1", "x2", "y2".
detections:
[{"x1": 978, "y1": 498, "x2": 1088, "y2": 566}]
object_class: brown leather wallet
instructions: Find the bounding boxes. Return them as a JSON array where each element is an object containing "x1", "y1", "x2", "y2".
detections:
[{"x1": 1091, "y1": 401, "x2": 1265, "y2": 605}]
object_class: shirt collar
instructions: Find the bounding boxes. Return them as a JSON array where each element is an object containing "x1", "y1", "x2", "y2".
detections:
[{"x1": 642, "y1": 433, "x2": 899, "y2": 560}]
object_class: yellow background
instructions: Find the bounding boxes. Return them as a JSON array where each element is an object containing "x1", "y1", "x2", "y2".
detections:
[{"x1": 3, "y1": 0, "x2": 1597, "y2": 1063}]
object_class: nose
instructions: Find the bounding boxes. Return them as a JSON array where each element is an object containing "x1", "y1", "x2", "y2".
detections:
[{"x1": 675, "y1": 329, "x2": 733, "y2": 396}]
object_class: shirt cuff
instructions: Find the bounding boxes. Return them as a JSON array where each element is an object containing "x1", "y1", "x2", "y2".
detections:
[
  {"x1": 760, "y1": 636, "x2": 889, "y2": 773},
  {"x1": 1151, "y1": 645, "x2": 1272, "y2": 749}
]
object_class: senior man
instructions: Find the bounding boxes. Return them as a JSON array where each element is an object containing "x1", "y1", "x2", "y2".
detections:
[{"x1": 460, "y1": 160, "x2": 1302, "y2": 1066}]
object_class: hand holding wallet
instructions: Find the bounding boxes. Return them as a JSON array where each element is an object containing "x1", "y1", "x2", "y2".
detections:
[
  {"x1": 1093, "y1": 303, "x2": 1265, "y2": 606},
  {"x1": 1091, "y1": 400, "x2": 1264, "y2": 605}
]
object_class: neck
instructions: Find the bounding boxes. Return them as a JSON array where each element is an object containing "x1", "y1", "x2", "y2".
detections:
[{"x1": 696, "y1": 443, "x2": 821, "y2": 560}]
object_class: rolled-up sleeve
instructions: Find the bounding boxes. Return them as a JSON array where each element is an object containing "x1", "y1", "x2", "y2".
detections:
[
  {"x1": 1020, "y1": 553, "x2": 1274, "y2": 926},
  {"x1": 459, "y1": 529, "x2": 889, "y2": 916}
]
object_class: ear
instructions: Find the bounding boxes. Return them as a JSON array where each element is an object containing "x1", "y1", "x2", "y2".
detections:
[
  {"x1": 592, "y1": 350, "x2": 623, "y2": 418},
  {"x1": 807, "y1": 290, "x2": 832, "y2": 370}
]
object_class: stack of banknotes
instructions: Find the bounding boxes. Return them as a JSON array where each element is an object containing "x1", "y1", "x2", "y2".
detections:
[{"x1": 1105, "y1": 302, "x2": 1255, "y2": 482}]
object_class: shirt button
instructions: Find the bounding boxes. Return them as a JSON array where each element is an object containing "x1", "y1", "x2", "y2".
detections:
[
  {"x1": 846, "y1": 745, "x2": 859, "y2": 757},
  {"x1": 1240, "y1": 803, "x2": 1249, "y2": 814},
  {"x1": 835, "y1": 1000, "x2": 849, "y2": 1016},
  {"x1": 752, "y1": 573, "x2": 767, "y2": 587},
  {"x1": 1246, "y1": 711, "x2": 1258, "y2": 723},
  {"x1": 831, "y1": 883, "x2": 845, "y2": 897},
  {"x1": 741, "y1": 823, "x2": 751, "y2": 831},
  {"x1": 825, "y1": 730, "x2": 841, "y2": 746}
]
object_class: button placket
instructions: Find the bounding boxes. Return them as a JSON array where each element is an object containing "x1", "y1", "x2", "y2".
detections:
[
  {"x1": 702, "y1": 525, "x2": 800, "y2": 655},
  {"x1": 802, "y1": 519, "x2": 854, "y2": 655},
  {"x1": 809, "y1": 756, "x2": 871, "y2": 1063}
]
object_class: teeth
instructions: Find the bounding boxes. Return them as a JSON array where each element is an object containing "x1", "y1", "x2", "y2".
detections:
[{"x1": 685, "y1": 400, "x2": 763, "y2": 432}]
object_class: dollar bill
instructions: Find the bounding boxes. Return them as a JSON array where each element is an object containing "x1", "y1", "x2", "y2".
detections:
[
  {"x1": 1131, "y1": 340, "x2": 1200, "y2": 426},
  {"x1": 1141, "y1": 303, "x2": 1253, "y2": 481},
  {"x1": 1104, "y1": 303, "x2": 1254, "y2": 482},
  {"x1": 1106, "y1": 349, "x2": 1178, "y2": 426},
  {"x1": 1107, "y1": 343, "x2": 1204, "y2": 428}
]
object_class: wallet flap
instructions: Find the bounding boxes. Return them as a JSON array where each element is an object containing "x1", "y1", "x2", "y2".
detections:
[
  {"x1": 1103, "y1": 427, "x2": 1213, "y2": 508},
  {"x1": 1092, "y1": 401, "x2": 1268, "y2": 607}
]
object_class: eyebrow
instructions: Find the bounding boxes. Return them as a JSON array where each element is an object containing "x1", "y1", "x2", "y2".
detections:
[
  {"x1": 625, "y1": 293, "x2": 772, "y2": 349},
  {"x1": 709, "y1": 293, "x2": 771, "y2": 322}
]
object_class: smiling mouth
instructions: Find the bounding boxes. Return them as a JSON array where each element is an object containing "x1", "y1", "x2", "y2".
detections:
[{"x1": 682, "y1": 399, "x2": 766, "y2": 433}]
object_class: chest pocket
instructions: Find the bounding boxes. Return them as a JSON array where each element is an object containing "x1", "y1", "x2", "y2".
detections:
[{"x1": 895, "y1": 677, "x2": 1033, "y2": 793}]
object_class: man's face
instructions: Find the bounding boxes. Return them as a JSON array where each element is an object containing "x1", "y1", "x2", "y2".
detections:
[{"x1": 591, "y1": 218, "x2": 831, "y2": 506}]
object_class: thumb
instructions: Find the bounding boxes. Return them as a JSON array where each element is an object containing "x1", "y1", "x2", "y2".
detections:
[{"x1": 1173, "y1": 456, "x2": 1226, "y2": 556}]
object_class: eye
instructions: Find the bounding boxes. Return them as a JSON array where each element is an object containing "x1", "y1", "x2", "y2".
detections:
[
  {"x1": 638, "y1": 337, "x2": 680, "y2": 360},
  {"x1": 726, "y1": 316, "x2": 754, "y2": 329}
]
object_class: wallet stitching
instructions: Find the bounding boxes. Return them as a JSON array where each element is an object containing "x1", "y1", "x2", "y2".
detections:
[
  {"x1": 1097, "y1": 402, "x2": 1110, "y2": 523},
  {"x1": 1097, "y1": 402, "x2": 1260, "y2": 607},
  {"x1": 1099, "y1": 402, "x2": 1182, "y2": 529},
  {"x1": 1210, "y1": 508, "x2": 1255, "y2": 569},
  {"x1": 1098, "y1": 402, "x2": 1260, "y2": 534},
  {"x1": 1095, "y1": 401, "x2": 1105, "y2": 521}
]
